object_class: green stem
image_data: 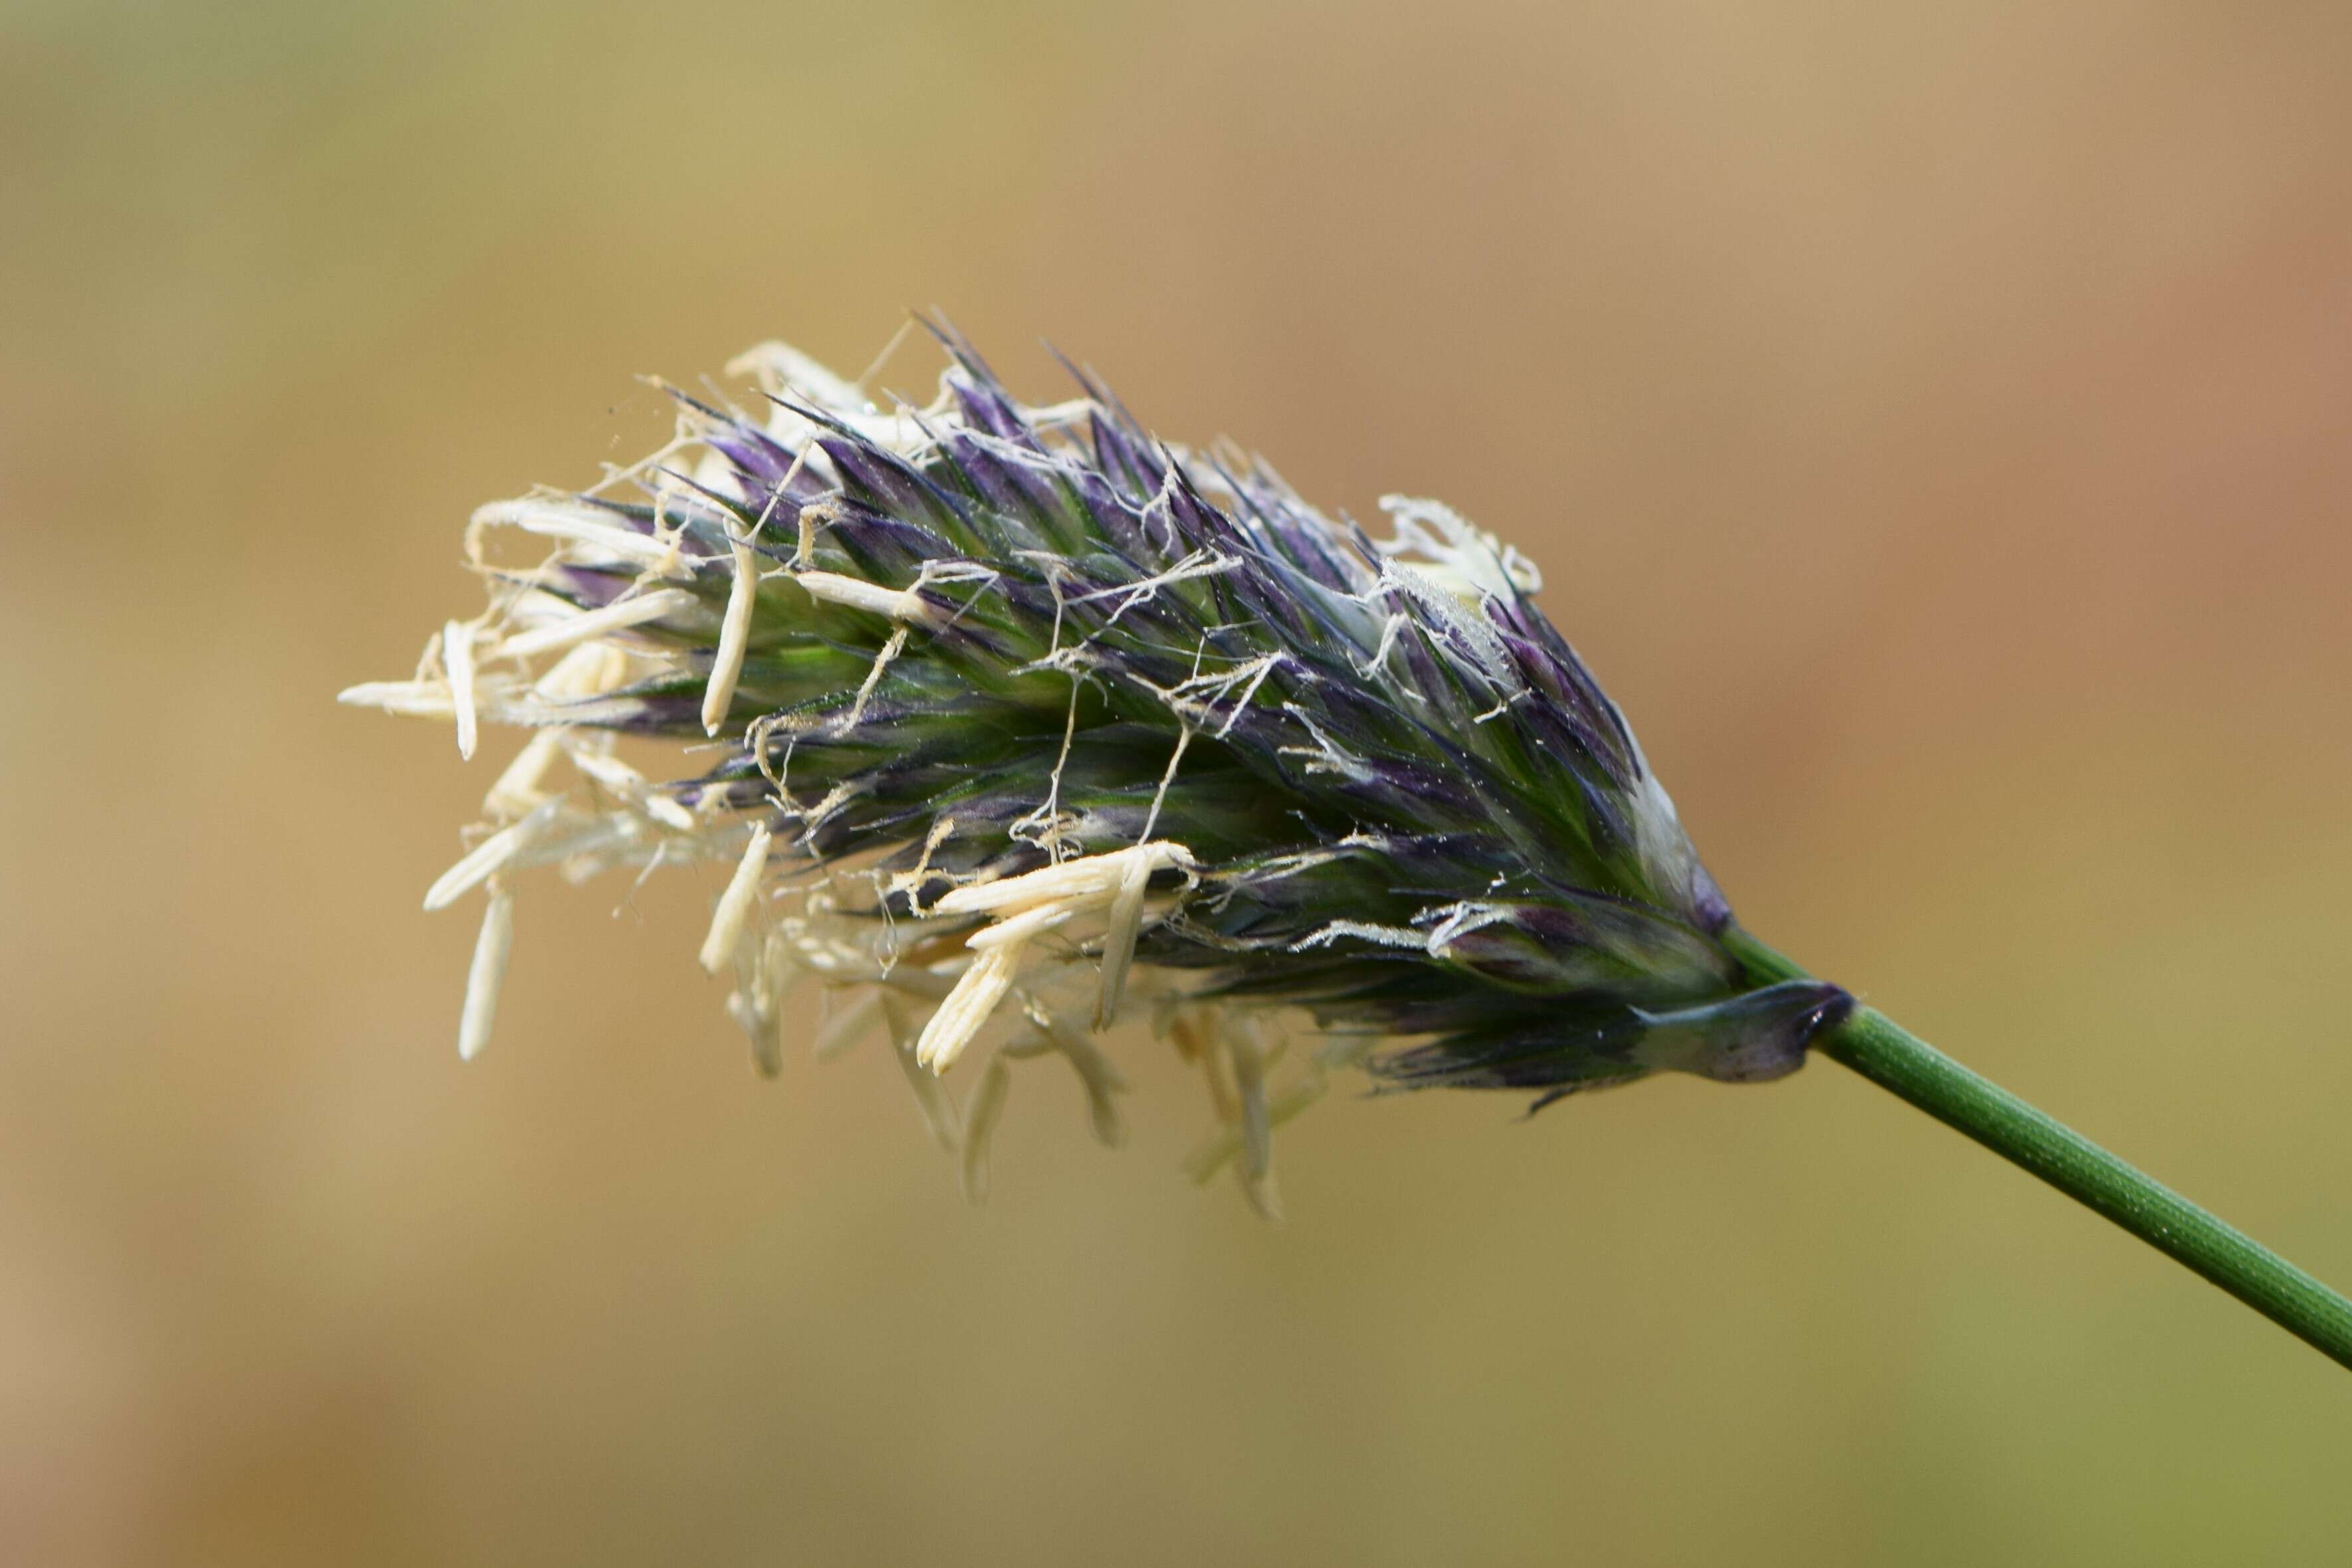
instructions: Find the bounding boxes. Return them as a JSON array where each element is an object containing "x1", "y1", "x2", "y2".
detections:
[{"x1": 1722, "y1": 926, "x2": 2352, "y2": 1371}]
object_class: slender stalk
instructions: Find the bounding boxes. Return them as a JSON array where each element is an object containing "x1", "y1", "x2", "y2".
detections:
[{"x1": 1722, "y1": 927, "x2": 2352, "y2": 1371}]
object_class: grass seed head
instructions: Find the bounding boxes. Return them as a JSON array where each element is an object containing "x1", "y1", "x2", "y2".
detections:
[{"x1": 343, "y1": 320, "x2": 1851, "y2": 1206}]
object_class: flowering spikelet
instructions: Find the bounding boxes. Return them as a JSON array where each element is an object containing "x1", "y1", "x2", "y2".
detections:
[{"x1": 343, "y1": 320, "x2": 1851, "y2": 1207}]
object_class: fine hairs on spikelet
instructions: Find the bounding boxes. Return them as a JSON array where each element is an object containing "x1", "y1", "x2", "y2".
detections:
[{"x1": 343, "y1": 318, "x2": 1851, "y2": 1210}]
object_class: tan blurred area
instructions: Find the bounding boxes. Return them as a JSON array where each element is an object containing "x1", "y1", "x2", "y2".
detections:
[{"x1": 6, "y1": 1, "x2": 2352, "y2": 1561}]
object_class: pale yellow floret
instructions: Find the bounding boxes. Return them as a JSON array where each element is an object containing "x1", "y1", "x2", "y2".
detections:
[
  {"x1": 469, "y1": 499, "x2": 682, "y2": 572},
  {"x1": 457, "y1": 883, "x2": 514, "y2": 1062},
  {"x1": 961, "y1": 903, "x2": 1078, "y2": 951},
  {"x1": 747, "y1": 926, "x2": 800, "y2": 1077},
  {"x1": 496, "y1": 588, "x2": 697, "y2": 660},
  {"x1": 915, "y1": 842, "x2": 1195, "y2": 1075},
  {"x1": 483, "y1": 728, "x2": 566, "y2": 820},
  {"x1": 528, "y1": 641, "x2": 611, "y2": 701},
  {"x1": 723, "y1": 922, "x2": 794, "y2": 1079},
  {"x1": 793, "y1": 570, "x2": 943, "y2": 629},
  {"x1": 702, "y1": 531, "x2": 758, "y2": 736},
  {"x1": 424, "y1": 799, "x2": 563, "y2": 911},
  {"x1": 698, "y1": 824, "x2": 772, "y2": 974},
  {"x1": 444, "y1": 619, "x2": 479, "y2": 761},
  {"x1": 564, "y1": 746, "x2": 698, "y2": 832},
  {"x1": 915, "y1": 943, "x2": 1023, "y2": 1071},
  {"x1": 336, "y1": 679, "x2": 463, "y2": 719},
  {"x1": 933, "y1": 841, "x2": 1193, "y2": 919},
  {"x1": 1094, "y1": 849, "x2": 1154, "y2": 1028}
]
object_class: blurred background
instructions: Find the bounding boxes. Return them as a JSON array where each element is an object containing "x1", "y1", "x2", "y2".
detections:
[{"x1": 7, "y1": 1, "x2": 2352, "y2": 1561}]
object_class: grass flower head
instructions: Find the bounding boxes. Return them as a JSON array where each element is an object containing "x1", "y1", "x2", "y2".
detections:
[{"x1": 344, "y1": 320, "x2": 1859, "y2": 1209}]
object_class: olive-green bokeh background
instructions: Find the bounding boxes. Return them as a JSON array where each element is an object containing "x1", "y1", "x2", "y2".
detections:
[{"x1": 7, "y1": 3, "x2": 2352, "y2": 1562}]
